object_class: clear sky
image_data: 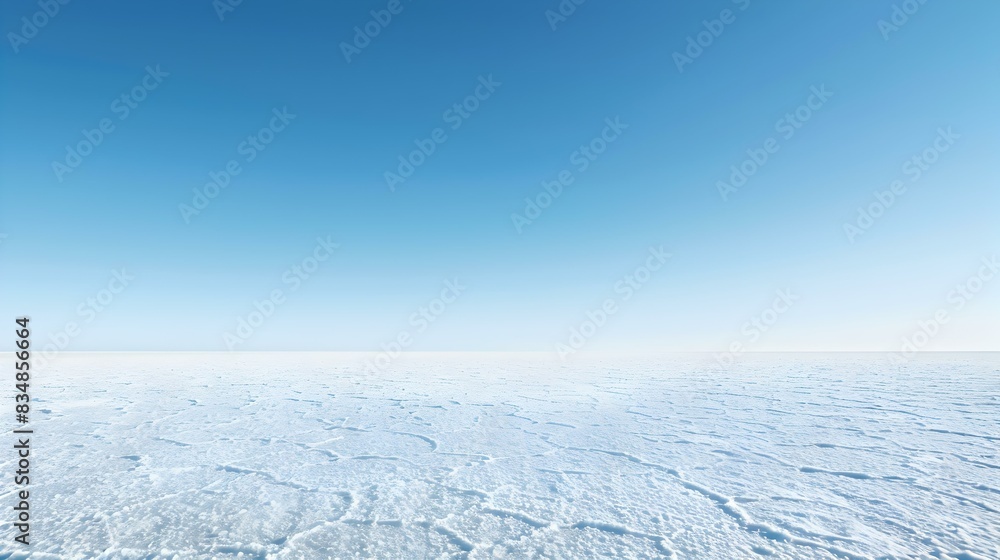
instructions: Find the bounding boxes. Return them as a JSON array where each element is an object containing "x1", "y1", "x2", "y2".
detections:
[{"x1": 1, "y1": 0, "x2": 998, "y2": 355}]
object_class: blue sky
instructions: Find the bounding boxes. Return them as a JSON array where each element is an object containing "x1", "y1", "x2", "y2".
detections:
[{"x1": 1, "y1": 0, "x2": 998, "y2": 354}]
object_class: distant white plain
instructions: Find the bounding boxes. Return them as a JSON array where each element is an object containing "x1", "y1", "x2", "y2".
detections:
[{"x1": 5, "y1": 352, "x2": 997, "y2": 559}]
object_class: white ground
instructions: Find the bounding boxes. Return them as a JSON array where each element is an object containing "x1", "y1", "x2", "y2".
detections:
[{"x1": 2, "y1": 352, "x2": 997, "y2": 559}]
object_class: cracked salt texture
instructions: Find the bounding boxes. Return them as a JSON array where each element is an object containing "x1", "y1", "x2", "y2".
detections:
[{"x1": 5, "y1": 352, "x2": 998, "y2": 559}]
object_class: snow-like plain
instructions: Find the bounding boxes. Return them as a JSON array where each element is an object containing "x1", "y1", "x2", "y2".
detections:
[{"x1": 3, "y1": 352, "x2": 998, "y2": 559}]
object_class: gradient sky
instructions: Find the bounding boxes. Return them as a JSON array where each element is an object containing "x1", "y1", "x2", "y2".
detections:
[{"x1": 1, "y1": 0, "x2": 998, "y2": 354}]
